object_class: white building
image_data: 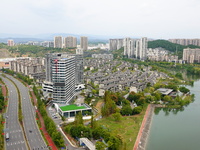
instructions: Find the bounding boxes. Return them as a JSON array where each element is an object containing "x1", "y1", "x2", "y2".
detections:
[
  {"x1": 64, "y1": 36, "x2": 77, "y2": 48},
  {"x1": 44, "y1": 53, "x2": 75, "y2": 104},
  {"x1": 54, "y1": 36, "x2": 63, "y2": 48}
]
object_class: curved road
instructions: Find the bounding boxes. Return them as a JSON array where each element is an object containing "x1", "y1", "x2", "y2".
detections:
[
  {"x1": 1, "y1": 76, "x2": 27, "y2": 150},
  {"x1": 6, "y1": 75, "x2": 48, "y2": 150}
]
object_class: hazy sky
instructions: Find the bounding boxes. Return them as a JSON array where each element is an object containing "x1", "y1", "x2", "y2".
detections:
[{"x1": 1, "y1": 0, "x2": 200, "y2": 39}]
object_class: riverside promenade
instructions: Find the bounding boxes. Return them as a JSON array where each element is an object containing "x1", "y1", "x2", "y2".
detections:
[{"x1": 133, "y1": 104, "x2": 155, "y2": 150}]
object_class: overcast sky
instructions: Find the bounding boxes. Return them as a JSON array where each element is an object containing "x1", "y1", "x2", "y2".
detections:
[{"x1": 1, "y1": 0, "x2": 200, "y2": 39}]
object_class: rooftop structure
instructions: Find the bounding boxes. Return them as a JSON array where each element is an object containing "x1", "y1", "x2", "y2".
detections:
[
  {"x1": 54, "y1": 103, "x2": 92, "y2": 118},
  {"x1": 157, "y1": 88, "x2": 173, "y2": 95}
]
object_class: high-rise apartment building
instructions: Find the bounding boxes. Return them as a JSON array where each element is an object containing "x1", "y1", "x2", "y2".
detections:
[
  {"x1": 73, "y1": 37, "x2": 77, "y2": 47},
  {"x1": 169, "y1": 39, "x2": 200, "y2": 46},
  {"x1": 139, "y1": 37, "x2": 148, "y2": 60},
  {"x1": 123, "y1": 38, "x2": 135, "y2": 58},
  {"x1": 64, "y1": 36, "x2": 77, "y2": 48},
  {"x1": 123, "y1": 37, "x2": 147, "y2": 59},
  {"x1": 54, "y1": 36, "x2": 63, "y2": 48},
  {"x1": 7, "y1": 39, "x2": 14, "y2": 46},
  {"x1": 109, "y1": 39, "x2": 123, "y2": 51},
  {"x1": 183, "y1": 48, "x2": 200, "y2": 63},
  {"x1": 80, "y1": 36, "x2": 88, "y2": 51}
]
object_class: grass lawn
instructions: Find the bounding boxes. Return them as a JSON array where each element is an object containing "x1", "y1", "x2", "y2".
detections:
[
  {"x1": 97, "y1": 104, "x2": 148, "y2": 150},
  {"x1": 60, "y1": 104, "x2": 86, "y2": 111}
]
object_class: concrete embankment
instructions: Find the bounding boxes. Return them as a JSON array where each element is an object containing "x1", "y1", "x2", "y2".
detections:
[{"x1": 133, "y1": 104, "x2": 156, "y2": 150}]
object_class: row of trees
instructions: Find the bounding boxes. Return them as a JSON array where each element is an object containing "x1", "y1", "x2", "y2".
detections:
[
  {"x1": 2, "y1": 69, "x2": 33, "y2": 85},
  {"x1": 0, "y1": 81, "x2": 5, "y2": 149},
  {"x1": 7, "y1": 44, "x2": 74, "y2": 57},
  {"x1": 33, "y1": 85, "x2": 65, "y2": 148},
  {"x1": 0, "y1": 85, "x2": 5, "y2": 111}
]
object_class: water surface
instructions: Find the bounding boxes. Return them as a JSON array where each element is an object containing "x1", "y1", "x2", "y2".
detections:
[{"x1": 146, "y1": 80, "x2": 200, "y2": 150}]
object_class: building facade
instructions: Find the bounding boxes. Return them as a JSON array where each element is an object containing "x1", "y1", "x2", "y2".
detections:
[
  {"x1": 109, "y1": 39, "x2": 123, "y2": 51},
  {"x1": 123, "y1": 37, "x2": 148, "y2": 60},
  {"x1": 92, "y1": 54, "x2": 113, "y2": 60},
  {"x1": 44, "y1": 52, "x2": 83, "y2": 104},
  {"x1": 54, "y1": 36, "x2": 63, "y2": 48},
  {"x1": 169, "y1": 39, "x2": 200, "y2": 46},
  {"x1": 64, "y1": 36, "x2": 77, "y2": 48},
  {"x1": 80, "y1": 36, "x2": 88, "y2": 51},
  {"x1": 183, "y1": 48, "x2": 200, "y2": 63},
  {"x1": 7, "y1": 40, "x2": 14, "y2": 46}
]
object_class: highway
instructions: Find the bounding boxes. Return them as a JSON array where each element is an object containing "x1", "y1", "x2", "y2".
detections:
[
  {"x1": 6, "y1": 74, "x2": 48, "y2": 150},
  {"x1": 1, "y1": 76, "x2": 27, "y2": 150}
]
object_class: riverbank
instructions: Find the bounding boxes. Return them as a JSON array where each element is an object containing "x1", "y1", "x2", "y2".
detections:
[{"x1": 133, "y1": 104, "x2": 156, "y2": 150}]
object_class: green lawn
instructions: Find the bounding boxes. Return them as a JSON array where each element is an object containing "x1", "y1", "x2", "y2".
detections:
[
  {"x1": 60, "y1": 104, "x2": 86, "y2": 111},
  {"x1": 97, "y1": 104, "x2": 148, "y2": 150}
]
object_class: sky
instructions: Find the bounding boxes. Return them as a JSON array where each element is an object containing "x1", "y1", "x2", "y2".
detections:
[{"x1": 1, "y1": 0, "x2": 200, "y2": 39}]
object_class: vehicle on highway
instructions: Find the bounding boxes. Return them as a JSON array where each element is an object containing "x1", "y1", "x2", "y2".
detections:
[{"x1": 5, "y1": 133, "x2": 9, "y2": 142}]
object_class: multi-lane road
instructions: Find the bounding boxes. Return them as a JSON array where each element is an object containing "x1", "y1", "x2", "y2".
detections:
[
  {"x1": 1, "y1": 76, "x2": 27, "y2": 150},
  {"x1": 6, "y1": 74, "x2": 48, "y2": 150}
]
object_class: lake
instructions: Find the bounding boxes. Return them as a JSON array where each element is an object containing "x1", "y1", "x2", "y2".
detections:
[{"x1": 146, "y1": 79, "x2": 200, "y2": 150}]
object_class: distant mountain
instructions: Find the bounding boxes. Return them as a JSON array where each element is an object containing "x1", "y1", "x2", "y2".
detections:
[{"x1": 0, "y1": 33, "x2": 140, "y2": 43}]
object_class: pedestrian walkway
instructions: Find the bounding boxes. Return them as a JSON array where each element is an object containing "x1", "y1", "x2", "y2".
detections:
[
  {"x1": 30, "y1": 90, "x2": 58, "y2": 150},
  {"x1": 133, "y1": 104, "x2": 153, "y2": 150}
]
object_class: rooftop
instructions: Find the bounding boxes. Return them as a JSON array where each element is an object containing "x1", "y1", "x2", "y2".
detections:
[
  {"x1": 157, "y1": 88, "x2": 173, "y2": 95},
  {"x1": 59, "y1": 104, "x2": 86, "y2": 111}
]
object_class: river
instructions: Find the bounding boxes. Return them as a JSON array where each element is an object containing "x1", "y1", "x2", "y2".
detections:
[{"x1": 146, "y1": 79, "x2": 200, "y2": 150}]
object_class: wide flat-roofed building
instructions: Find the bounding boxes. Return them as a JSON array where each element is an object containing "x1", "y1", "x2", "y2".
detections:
[
  {"x1": 157, "y1": 88, "x2": 173, "y2": 95},
  {"x1": 55, "y1": 103, "x2": 92, "y2": 118}
]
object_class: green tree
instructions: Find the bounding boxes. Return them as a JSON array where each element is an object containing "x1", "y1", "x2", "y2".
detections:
[
  {"x1": 179, "y1": 86, "x2": 190, "y2": 94},
  {"x1": 112, "y1": 112, "x2": 122, "y2": 122},
  {"x1": 132, "y1": 106, "x2": 142, "y2": 115},
  {"x1": 96, "y1": 141, "x2": 107, "y2": 150},
  {"x1": 120, "y1": 104, "x2": 132, "y2": 116},
  {"x1": 74, "y1": 112, "x2": 83, "y2": 125}
]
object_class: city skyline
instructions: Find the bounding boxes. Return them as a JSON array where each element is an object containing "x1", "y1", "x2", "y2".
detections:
[{"x1": 1, "y1": 0, "x2": 200, "y2": 39}]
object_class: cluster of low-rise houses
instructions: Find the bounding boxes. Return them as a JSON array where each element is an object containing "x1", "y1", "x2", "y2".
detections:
[
  {"x1": 84, "y1": 58, "x2": 169, "y2": 95},
  {"x1": 3, "y1": 57, "x2": 45, "y2": 82}
]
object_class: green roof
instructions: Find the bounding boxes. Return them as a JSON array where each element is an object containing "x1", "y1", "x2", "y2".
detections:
[{"x1": 59, "y1": 104, "x2": 86, "y2": 111}]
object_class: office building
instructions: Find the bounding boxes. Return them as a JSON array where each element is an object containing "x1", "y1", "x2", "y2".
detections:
[
  {"x1": 44, "y1": 52, "x2": 84, "y2": 104},
  {"x1": 7, "y1": 39, "x2": 14, "y2": 46},
  {"x1": 44, "y1": 53, "x2": 76, "y2": 104},
  {"x1": 54, "y1": 36, "x2": 63, "y2": 48},
  {"x1": 80, "y1": 36, "x2": 88, "y2": 50}
]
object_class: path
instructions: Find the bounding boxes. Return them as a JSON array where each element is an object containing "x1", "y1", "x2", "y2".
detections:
[{"x1": 133, "y1": 104, "x2": 155, "y2": 150}]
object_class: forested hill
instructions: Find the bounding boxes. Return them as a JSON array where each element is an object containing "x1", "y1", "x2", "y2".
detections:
[{"x1": 148, "y1": 40, "x2": 200, "y2": 58}]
